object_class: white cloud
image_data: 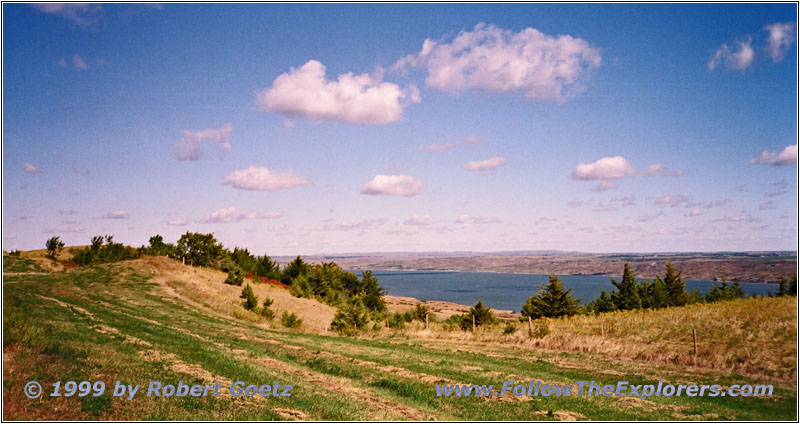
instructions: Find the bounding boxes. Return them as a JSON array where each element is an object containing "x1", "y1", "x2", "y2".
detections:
[
  {"x1": 222, "y1": 166, "x2": 310, "y2": 191},
  {"x1": 591, "y1": 181, "x2": 618, "y2": 192},
  {"x1": 454, "y1": 214, "x2": 501, "y2": 224},
  {"x1": 323, "y1": 218, "x2": 388, "y2": 231},
  {"x1": 685, "y1": 208, "x2": 704, "y2": 217},
  {"x1": 23, "y1": 163, "x2": 40, "y2": 174},
  {"x1": 404, "y1": 215, "x2": 434, "y2": 226},
  {"x1": 394, "y1": 23, "x2": 601, "y2": 101},
  {"x1": 654, "y1": 194, "x2": 692, "y2": 208},
  {"x1": 708, "y1": 37, "x2": 755, "y2": 71},
  {"x1": 167, "y1": 218, "x2": 190, "y2": 226},
  {"x1": 174, "y1": 123, "x2": 233, "y2": 161},
  {"x1": 611, "y1": 194, "x2": 636, "y2": 207},
  {"x1": 462, "y1": 156, "x2": 507, "y2": 171},
  {"x1": 105, "y1": 210, "x2": 129, "y2": 219},
  {"x1": 360, "y1": 175, "x2": 426, "y2": 196},
  {"x1": 256, "y1": 60, "x2": 419, "y2": 125},
  {"x1": 572, "y1": 156, "x2": 635, "y2": 180},
  {"x1": 72, "y1": 55, "x2": 88, "y2": 70},
  {"x1": 748, "y1": 144, "x2": 797, "y2": 166},
  {"x1": 30, "y1": 3, "x2": 102, "y2": 27},
  {"x1": 640, "y1": 163, "x2": 684, "y2": 177},
  {"x1": 201, "y1": 206, "x2": 281, "y2": 224},
  {"x1": 765, "y1": 22, "x2": 796, "y2": 62}
]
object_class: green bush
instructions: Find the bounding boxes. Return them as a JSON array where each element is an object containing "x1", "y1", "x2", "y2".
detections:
[
  {"x1": 330, "y1": 300, "x2": 369, "y2": 336},
  {"x1": 224, "y1": 269, "x2": 244, "y2": 286},
  {"x1": 503, "y1": 323, "x2": 518, "y2": 335},
  {"x1": 259, "y1": 298, "x2": 274, "y2": 319},
  {"x1": 387, "y1": 313, "x2": 406, "y2": 329},
  {"x1": 281, "y1": 311, "x2": 302, "y2": 329},
  {"x1": 240, "y1": 284, "x2": 258, "y2": 310}
]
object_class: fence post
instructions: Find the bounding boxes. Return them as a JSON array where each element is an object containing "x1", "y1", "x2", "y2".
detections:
[
  {"x1": 425, "y1": 313, "x2": 429, "y2": 330},
  {"x1": 692, "y1": 328, "x2": 697, "y2": 355},
  {"x1": 601, "y1": 322, "x2": 604, "y2": 338},
  {"x1": 472, "y1": 314, "x2": 476, "y2": 332},
  {"x1": 527, "y1": 316, "x2": 533, "y2": 337},
  {"x1": 324, "y1": 325, "x2": 327, "y2": 335}
]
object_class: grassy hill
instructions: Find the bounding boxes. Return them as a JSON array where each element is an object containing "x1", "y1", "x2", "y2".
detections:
[{"x1": 3, "y1": 253, "x2": 796, "y2": 420}]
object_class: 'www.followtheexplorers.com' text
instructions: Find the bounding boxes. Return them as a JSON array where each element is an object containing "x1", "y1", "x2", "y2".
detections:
[{"x1": 435, "y1": 381, "x2": 773, "y2": 399}]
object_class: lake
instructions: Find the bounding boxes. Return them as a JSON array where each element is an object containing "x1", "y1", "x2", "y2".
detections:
[{"x1": 361, "y1": 270, "x2": 777, "y2": 312}]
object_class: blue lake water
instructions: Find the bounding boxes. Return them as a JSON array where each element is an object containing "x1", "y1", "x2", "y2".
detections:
[{"x1": 360, "y1": 270, "x2": 777, "y2": 312}]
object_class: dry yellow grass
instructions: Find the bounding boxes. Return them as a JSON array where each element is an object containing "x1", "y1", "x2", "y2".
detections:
[{"x1": 131, "y1": 256, "x2": 337, "y2": 333}]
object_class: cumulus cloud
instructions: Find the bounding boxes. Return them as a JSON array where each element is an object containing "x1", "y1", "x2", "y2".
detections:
[
  {"x1": 72, "y1": 55, "x2": 88, "y2": 70},
  {"x1": 572, "y1": 156, "x2": 635, "y2": 180},
  {"x1": 765, "y1": 22, "x2": 796, "y2": 62},
  {"x1": 394, "y1": 23, "x2": 601, "y2": 101},
  {"x1": 167, "y1": 218, "x2": 190, "y2": 226},
  {"x1": 708, "y1": 37, "x2": 755, "y2": 71},
  {"x1": 23, "y1": 163, "x2": 40, "y2": 173},
  {"x1": 360, "y1": 175, "x2": 426, "y2": 196},
  {"x1": 323, "y1": 218, "x2": 388, "y2": 231},
  {"x1": 419, "y1": 135, "x2": 484, "y2": 153},
  {"x1": 748, "y1": 144, "x2": 797, "y2": 166},
  {"x1": 222, "y1": 166, "x2": 310, "y2": 191},
  {"x1": 201, "y1": 206, "x2": 281, "y2": 224},
  {"x1": 256, "y1": 60, "x2": 420, "y2": 125},
  {"x1": 404, "y1": 215, "x2": 434, "y2": 226},
  {"x1": 104, "y1": 210, "x2": 129, "y2": 219},
  {"x1": 174, "y1": 123, "x2": 233, "y2": 161},
  {"x1": 454, "y1": 214, "x2": 501, "y2": 224},
  {"x1": 30, "y1": 3, "x2": 102, "y2": 27},
  {"x1": 462, "y1": 156, "x2": 507, "y2": 171},
  {"x1": 639, "y1": 163, "x2": 684, "y2": 177}
]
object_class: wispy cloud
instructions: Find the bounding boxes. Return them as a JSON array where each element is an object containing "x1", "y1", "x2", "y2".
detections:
[
  {"x1": 749, "y1": 144, "x2": 797, "y2": 166},
  {"x1": 30, "y1": 3, "x2": 103, "y2": 27},
  {"x1": 72, "y1": 55, "x2": 88, "y2": 70},
  {"x1": 454, "y1": 214, "x2": 501, "y2": 224},
  {"x1": 167, "y1": 218, "x2": 190, "y2": 226},
  {"x1": 591, "y1": 181, "x2": 618, "y2": 192},
  {"x1": 419, "y1": 135, "x2": 483, "y2": 152},
  {"x1": 256, "y1": 60, "x2": 419, "y2": 125},
  {"x1": 765, "y1": 22, "x2": 796, "y2": 62},
  {"x1": 404, "y1": 215, "x2": 434, "y2": 226},
  {"x1": 462, "y1": 156, "x2": 507, "y2": 171},
  {"x1": 639, "y1": 163, "x2": 684, "y2": 177},
  {"x1": 23, "y1": 163, "x2": 40, "y2": 174},
  {"x1": 592, "y1": 204, "x2": 616, "y2": 213},
  {"x1": 42, "y1": 225, "x2": 85, "y2": 234},
  {"x1": 394, "y1": 23, "x2": 601, "y2": 101},
  {"x1": 323, "y1": 218, "x2": 388, "y2": 231},
  {"x1": 222, "y1": 166, "x2": 310, "y2": 191},
  {"x1": 201, "y1": 206, "x2": 281, "y2": 224},
  {"x1": 708, "y1": 37, "x2": 754, "y2": 71},
  {"x1": 685, "y1": 208, "x2": 704, "y2": 217},
  {"x1": 360, "y1": 175, "x2": 426, "y2": 196},
  {"x1": 104, "y1": 210, "x2": 130, "y2": 219},
  {"x1": 174, "y1": 123, "x2": 233, "y2": 161}
]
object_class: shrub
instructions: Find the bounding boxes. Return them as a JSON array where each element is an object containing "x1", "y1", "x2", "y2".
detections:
[
  {"x1": 521, "y1": 274, "x2": 581, "y2": 319},
  {"x1": 459, "y1": 300, "x2": 499, "y2": 330},
  {"x1": 225, "y1": 269, "x2": 244, "y2": 286},
  {"x1": 503, "y1": 323, "x2": 518, "y2": 335},
  {"x1": 330, "y1": 300, "x2": 369, "y2": 336},
  {"x1": 259, "y1": 298, "x2": 275, "y2": 319},
  {"x1": 387, "y1": 313, "x2": 406, "y2": 329},
  {"x1": 411, "y1": 303, "x2": 430, "y2": 322},
  {"x1": 281, "y1": 311, "x2": 302, "y2": 329},
  {"x1": 240, "y1": 284, "x2": 258, "y2": 310},
  {"x1": 45, "y1": 236, "x2": 65, "y2": 259}
]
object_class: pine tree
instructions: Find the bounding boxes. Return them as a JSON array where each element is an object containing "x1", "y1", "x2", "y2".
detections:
[
  {"x1": 661, "y1": 260, "x2": 688, "y2": 307},
  {"x1": 521, "y1": 274, "x2": 581, "y2": 319},
  {"x1": 240, "y1": 284, "x2": 258, "y2": 310},
  {"x1": 460, "y1": 300, "x2": 498, "y2": 330},
  {"x1": 587, "y1": 290, "x2": 616, "y2": 314},
  {"x1": 611, "y1": 263, "x2": 642, "y2": 310}
]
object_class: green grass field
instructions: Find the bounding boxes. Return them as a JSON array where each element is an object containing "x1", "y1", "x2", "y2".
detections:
[{"x1": 2, "y1": 254, "x2": 796, "y2": 420}]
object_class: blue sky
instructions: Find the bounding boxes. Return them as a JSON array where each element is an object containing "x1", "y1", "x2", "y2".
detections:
[{"x1": 3, "y1": 3, "x2": 797, "y2": 255}]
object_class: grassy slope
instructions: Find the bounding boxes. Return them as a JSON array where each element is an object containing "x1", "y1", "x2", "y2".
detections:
[{"x1": 2, "y1": 254, "x2": 797, "y2": 420}]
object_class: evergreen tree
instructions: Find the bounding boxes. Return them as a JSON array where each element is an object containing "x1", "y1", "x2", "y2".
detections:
[
  {"x1": 255, "y1": 254, "x2": 280, "y2": 280},
  {"x1": 330, "y1": 299, "x2": 369, "y2": 335},
  {"x1": 661, "y1": 260, "x2": 688, "y2": 307},
  {"x1": 240, "y1": 284, "x2": 258, "y2": 310},
  {"x1": 521, "y1": 274, "x2": 581, "y2": 319},
  {"x1": 587, "y1": 290, "x2": 616, "y2": 314},
  {"x1": 611, "y1": 263, "x2": 641, "y2": 310},
  {"x1": 281, "y1": 256, "x2": 309, "y2": 286},
  {"x1": 460, "y1": 300, "x2": 498, "y2": 330},
  {"x1": 45, "y1": 236, "x2": 65, "y2": 259}
]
